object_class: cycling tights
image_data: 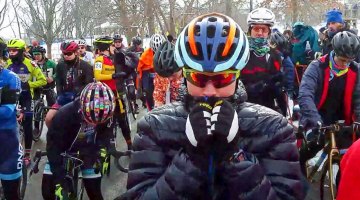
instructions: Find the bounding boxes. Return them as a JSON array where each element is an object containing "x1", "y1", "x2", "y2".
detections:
[
  {"x1": 19, "y1": 92, "x2": 33, "y2": 156},
  {"x1": 1, "y1": 178, "x2": 20, "y2": 200}
]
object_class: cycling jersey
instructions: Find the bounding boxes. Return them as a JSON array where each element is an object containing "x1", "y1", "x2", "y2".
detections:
[
  {"x1": 6, "y1": 57, "x2": 47, "y2": 98},
  {"x1": 37, "y1": 58, "x2": 56, "y2": 88},
  {"x1": 0, "y1": 68, "x2": 22, "y2": 181},
  {"x1": 80, "y1": 51, "x2": 95, "y2": 66},
  {"x1": 55, "y1": 58, "x2": 94, "y2": 97},
  {"x1": 46, "y1": 99, "x2": 112, "y2": 184},
  {"x1": 94, "y1": 55, "x2": 116, "y2": 90}
]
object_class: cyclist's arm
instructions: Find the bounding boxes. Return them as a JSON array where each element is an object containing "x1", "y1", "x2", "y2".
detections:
[
  {"x1": 353, "y1": 66, "x2": 360, "y2": 121},
  {"x1": 282, "y1": 56, "x2": 295, "y2": 92},
  {"x1": 298, "y1": 60, "x2": 323, "y2": 125},
  {"x1": 0, "y1": 72, "x2": 21, "y2": 119},
  {"x1": 94, "y1": 61, "x2": 112, "y2": 81},
  {"x1": 55, "y1": 63, "x2": 64, "y2": 95},
  {"x1": 46, "y1": 108, "x2": 72, "y2": 183},
  {"x1": 29, "y1": 65, "x2": 47, "y2": 88},
  {"x1": 47, "y1": 60, "x2": 57, "y2": 79},
  {"x1": 83, "y1": 61, "x2": 94, "y2": 85}
]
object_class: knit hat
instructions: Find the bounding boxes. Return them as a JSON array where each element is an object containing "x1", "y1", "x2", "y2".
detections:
[{"x1": 326, "y1": 9, "x2": 343, "y2": 24}]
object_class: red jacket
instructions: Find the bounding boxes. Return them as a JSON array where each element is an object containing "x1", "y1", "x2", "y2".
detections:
[{"x1": 337, "y1": 138, "x2": 360, "y2": 200}]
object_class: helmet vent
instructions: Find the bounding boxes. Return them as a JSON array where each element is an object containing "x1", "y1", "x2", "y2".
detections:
[
  {"x1": 222, "y1": 26, "x2": 229, "y2": 37},
  {"x1": 195, "y1": 25, "x2": 201, "y2": 36},
  {"x1": 207, "y1": 44, "x2": 213, "y2": 60},
  {"x1": 208, "y1": 17, "x2": 217, "y2": 22},
  {"x1": 207, "y1": 25, "x2": 216, "y2": 38}
]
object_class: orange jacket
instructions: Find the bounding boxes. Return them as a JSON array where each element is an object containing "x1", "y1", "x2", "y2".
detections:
[{"x1": 136, "y1": 48, "x2": 154, "y2": 88}]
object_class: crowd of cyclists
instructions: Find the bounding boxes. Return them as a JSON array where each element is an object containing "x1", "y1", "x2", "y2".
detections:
[{"x1": 1, "y1": 5, "x2": 360, "y2": 200}]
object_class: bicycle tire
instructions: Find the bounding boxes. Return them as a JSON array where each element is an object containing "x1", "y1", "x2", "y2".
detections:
[
  {"x1": 20, "y1": 160, "x2": 28, "y2": 199},
  {"x1": 38, "y1": 109, "x2": 45, "y2": 138},
  {"x1": 320, "y1": 157, "x2": 340, "y2": 200},
  {"x1": 32, "y1": 101, "x2": 43, "y2": 142}
]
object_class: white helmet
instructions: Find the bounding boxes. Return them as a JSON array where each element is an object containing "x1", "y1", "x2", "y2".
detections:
[
  {"x1": 150, "y1": 34, "x2": 165, "y2": 52},
  {"x1": 247, "y1": 8, "x2": 275, "y2": 27},
  {"x1": 78, "y1": 39, "x2": 87, "y2": 46}
]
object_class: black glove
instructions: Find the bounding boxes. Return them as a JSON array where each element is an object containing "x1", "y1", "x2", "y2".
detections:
[
  {"x1": 112, "y1": 72, "x2": 126, "y2": 79},
  {"x1": 210, "y1": 100, "x2": 240, "y2": 161},
  {"x1": 21, "y1": 82, "x2": 30, "y2": 91},
  {"x1": 185, "y1": 101, "x2": 213, "y2": 157}
]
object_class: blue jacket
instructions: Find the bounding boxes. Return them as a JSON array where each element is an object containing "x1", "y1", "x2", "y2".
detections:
[
  {"x1": 282, "y1": 55, "x2": 295, "y2": 93},
  {"x1": 0, "y1": 68, "x2": 21, "y2": 130},
  {"x1": 299, "y1": 55, "x2": 360, "y2": 128}
]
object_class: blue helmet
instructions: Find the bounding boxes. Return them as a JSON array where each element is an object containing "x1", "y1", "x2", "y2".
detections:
[{"x1": 174, "y1": 13, "x2": 249, "y2": 72}]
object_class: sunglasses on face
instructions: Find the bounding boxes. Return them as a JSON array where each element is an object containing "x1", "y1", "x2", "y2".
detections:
[
  {"x1": 8, "y1": 49, "x2": 19, "y2": 53},
  {"x1": 63, "y1": 52, "x2": 74, "y2": 56},
  {"x1": 33, "y1": 52, "x2": 42, "y2": 56},
  {"x1": 252, "y1": 26, "x2": 270, "y2": 34},
  {"x1": 79, "y1": 46, "x2": 86, "y2": 49},
  {"x1": 183, "y1": 68, "x2": 240, "y2": 88}
]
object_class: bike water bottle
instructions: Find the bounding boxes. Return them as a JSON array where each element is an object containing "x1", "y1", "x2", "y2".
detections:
[{"x1": 305, "y1": 41, "x2": 311, "y2": 51}]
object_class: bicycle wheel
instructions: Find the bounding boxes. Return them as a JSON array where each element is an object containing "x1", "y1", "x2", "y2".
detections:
[
  {"x1": 19, "y1": 160, "x2": 28, "y2": 199},
  {"x1": 38, "y1": 109, "x2": 46, "y2": 137},
  {"x1": 32, "y1": 101, "x2": 43, "y2": 142},
  {"x1": 320, "y1": 156, "x2": 340, "y2": 200}
]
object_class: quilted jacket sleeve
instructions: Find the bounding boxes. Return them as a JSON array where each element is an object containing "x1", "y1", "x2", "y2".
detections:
[{"x1": 122, "y1": 113, "x2": 208, "y2": 200}]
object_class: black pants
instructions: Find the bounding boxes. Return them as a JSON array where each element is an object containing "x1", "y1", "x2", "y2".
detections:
[
  {"x1": 41, "y1": 174, "x2": 103, "y2": 200},
  {"x1": 114, "y1": 97, "x2": 131, "y2": 143},
  {"x1": 141, "y1": 71, "x2": 155, "y2": 111},
  {"x1": 18, "y1": 92, "x2": 33, "y2": 154},
  {"x1": 1, "y1": 178, "x2": 20, "y2": 200}
]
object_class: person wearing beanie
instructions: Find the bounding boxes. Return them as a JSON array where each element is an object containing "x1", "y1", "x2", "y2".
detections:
[{"x1": 322, "y1": 9, "x2": 345, "y2": 55}]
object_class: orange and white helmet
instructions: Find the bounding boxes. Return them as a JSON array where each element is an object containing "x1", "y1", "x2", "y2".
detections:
[{"x1": 174, "y1": 13, "x2": 249, "y2": 72}]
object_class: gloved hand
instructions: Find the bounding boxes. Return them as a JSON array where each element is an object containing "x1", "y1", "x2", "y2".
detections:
[
  {"x1": 112, "y1": 72, "x2": 126, "y2": 79},
  {"x1": 21, "y1": 82, "x2": 30, "y2": 91},
  {"x1": 305, "y1": 49, "x2": 313, "y2": 60},
  {"x1": 211, "y1": 100, "x2": 240, "y2": 161},
  {"x1": 185, "y1": 101, "x2": 213, "y2": 157},
  {"x1": 55, "y1": 181, "x2": 70, "y2": 200}
]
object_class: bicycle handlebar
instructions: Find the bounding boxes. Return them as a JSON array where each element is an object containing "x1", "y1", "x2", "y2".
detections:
[
  {"x1": 30, "y1": 149, "x2": 47, "y2": 176},
  {"x1": 107, "y1": 145, "x2": 132, "y2": 173}
]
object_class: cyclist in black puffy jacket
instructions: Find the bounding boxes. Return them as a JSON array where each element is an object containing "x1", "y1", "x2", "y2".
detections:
[{"x1": 120, "y1": 13, "x2": 304, "y2": 200}]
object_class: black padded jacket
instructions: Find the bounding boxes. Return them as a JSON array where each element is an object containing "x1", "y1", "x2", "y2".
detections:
[{"x1": 121, "y1": 82, "x2": 304, "y2": 200}]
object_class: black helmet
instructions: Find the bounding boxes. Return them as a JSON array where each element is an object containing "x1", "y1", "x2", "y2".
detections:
[
  {"x1": 332, "y1": 31, "x2": 360, "y2": 59},
  {"x1": 153, "y1": 41, "x2": 180, "y2": 77},
  {"x1": 269, "y1": 32, "x2": 289, "y2": 52},
  {"x1": 113, "y1": 34, "x2": 123, "y2": 41},
  {"x1": 32, "y1": 46, "x2": 46, "y2": 54},
  {"x1": 132, "y1": 36, "x2": 142, "y2": 46}
]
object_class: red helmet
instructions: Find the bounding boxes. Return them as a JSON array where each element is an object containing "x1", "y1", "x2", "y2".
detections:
[{"x1": 60, "y1": 41, "x2": 78, "y2": 53}]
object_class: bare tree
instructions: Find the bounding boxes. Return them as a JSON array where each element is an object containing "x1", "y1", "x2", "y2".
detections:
[
  {"x1": 0, "y1": 0, "x2": 8, "y2": 29},
  {"x1": 0, "y1": 0, "x2": 19, "y2": 32},
  {"x1": 20, "y1": 0, "x2": 70, "y2": 58}
]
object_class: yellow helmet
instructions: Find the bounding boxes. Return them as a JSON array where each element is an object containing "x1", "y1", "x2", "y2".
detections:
[
  {"x1": 94, "y1": 36, "x2": 113, "y2": 45},
  {"x1": 7, "y1": 39, "x2": 26, "y2": 49}
]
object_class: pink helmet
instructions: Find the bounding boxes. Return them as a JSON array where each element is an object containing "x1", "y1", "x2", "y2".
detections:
[{"x1": 60, "y1": 41, "x2": 79, "y2": 53}]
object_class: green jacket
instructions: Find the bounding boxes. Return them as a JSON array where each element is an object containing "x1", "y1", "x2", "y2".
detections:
[{"x1": 6, "y1": 57, "x2": 47, "y2": 98}]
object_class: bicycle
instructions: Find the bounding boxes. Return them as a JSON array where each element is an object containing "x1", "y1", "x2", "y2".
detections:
[
  {"x1": 102, "y1": 119, "x2": 132, "y2": 176},
  {"x1": 299, "y1": 121, "x2": 360, "y2": 200},
  {"x1": 124, "y1": 77, "x2": 138, "y2": 121},
  {"x1": 30, "y1": 150, "x2": 86, "y2": 200},
  {"x1": 32, "y1": 88, "x2": 56, "y2": 141}
]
